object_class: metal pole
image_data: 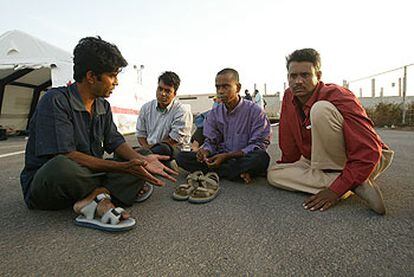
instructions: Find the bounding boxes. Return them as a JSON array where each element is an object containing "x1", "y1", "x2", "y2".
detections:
[
  {"x1": 371, "y1": 78, "x2": 375, "y2": 97},
  {"x1": 398, "y1": 78, "x2": 402, "y2": 97},
  {"x1": 402, "y1": 66, "x2": 407, "y2": 124}
]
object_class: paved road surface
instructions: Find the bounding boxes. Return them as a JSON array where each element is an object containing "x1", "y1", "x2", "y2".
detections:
[{"x1": 0, "y1": 128, "x2": 413, "y2": 276}]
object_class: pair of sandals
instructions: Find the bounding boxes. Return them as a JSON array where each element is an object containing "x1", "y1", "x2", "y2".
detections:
[
  {"x1": 74, "y1": 184, "x2": 154, "y2": 232},
  {"x1": 173, "y1": 171, "x2": 220, "y2": 203}
]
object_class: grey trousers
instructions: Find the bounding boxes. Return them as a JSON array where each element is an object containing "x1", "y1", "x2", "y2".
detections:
[{"x1": 27, "y1": 155, "x2": 145, "y2": 210}]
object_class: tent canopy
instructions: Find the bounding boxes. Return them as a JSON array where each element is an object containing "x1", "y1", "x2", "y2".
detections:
[{"x1": 0, "y1": 30, "x2": 73, "y2": 130}]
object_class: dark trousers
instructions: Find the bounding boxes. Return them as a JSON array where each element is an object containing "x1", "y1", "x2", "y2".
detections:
[
  {"x1": 27, "y1": 155, "x2": 145, "y2": 210},
  {"x1": 176, "y1": 149, "x2": 270, "y2": 181},
  {"x1": 150, "y1": 142, "x2": 179, "y2": 159}
]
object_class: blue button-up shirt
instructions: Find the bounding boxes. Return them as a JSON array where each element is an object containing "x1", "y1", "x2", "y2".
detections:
[
  {"x1": 20, "y1": 83, "x2": 125, "y2": 203},
  {"x1": 202, "y1": 97, "x2": 271, "y2": 155}
]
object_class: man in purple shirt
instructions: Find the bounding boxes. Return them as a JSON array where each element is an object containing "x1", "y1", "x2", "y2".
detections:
[{"x1": 176, "y1": 68, "x2": 271, "y2": 183}]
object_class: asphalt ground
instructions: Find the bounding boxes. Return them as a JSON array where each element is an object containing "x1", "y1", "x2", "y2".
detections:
[{"x1": 0, "y1": 128, "x2": 413, "y2": 276}]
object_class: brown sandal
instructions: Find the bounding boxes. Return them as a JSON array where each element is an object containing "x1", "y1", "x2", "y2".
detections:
[
  {"x1": 173, "y1": 171, "x2": 204, "y2": 201},
  {"x1": 188, "y1": 172, "x2": 220, "y2": 204}
]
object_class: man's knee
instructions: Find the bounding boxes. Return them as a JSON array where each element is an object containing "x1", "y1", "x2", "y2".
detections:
[
  {"x1": 38, "y1": 155, "x2": 81, "y2": 182},
  {"x1": 310, "y1": 100, "x2": 343, "y2": 123},
  {"x1": 176, "y1": 151, "x2": 196, "y2": 166},
  {"x1": 247, "y1": 150, "x2": 271, "y2": 168},
  {"x1": 151, "y1": 143, "x2": 172, "y2": 157}
]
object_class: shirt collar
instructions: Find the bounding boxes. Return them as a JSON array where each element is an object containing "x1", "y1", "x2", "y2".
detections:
[
  {"x1": 69, "y1": 83, "x2": 106, "y2": 115},
  {"x1": 224, "y1": 95, "x2": 243, "y2": 114},
  {"x1": 155, "y1": 98, "x2": 176, "y2": 113},
  {"x1": 291, "y1": 81, "x2": 324, "y2": 110}
]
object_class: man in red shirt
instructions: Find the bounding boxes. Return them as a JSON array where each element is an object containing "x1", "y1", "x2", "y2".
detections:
[{"x1": 267, "y1": 48, "x2": 394, "y2": 214}]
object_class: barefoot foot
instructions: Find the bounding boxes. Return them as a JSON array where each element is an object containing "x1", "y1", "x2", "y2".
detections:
[{"x1": 240, "y1": 172, "x2": 252, "y2": 184}]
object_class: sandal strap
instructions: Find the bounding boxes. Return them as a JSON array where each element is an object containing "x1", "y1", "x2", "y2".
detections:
[
  {"x1": 186, "y1": 171, "x2": 204, "y2": 182},
  {"x1": 198, "y1": 175, "x2": 219, "y2": 190},
  {"x1": 101, "y1": 207, "x2": 125, "y2": 225},
  {"x1": 80, "y1": 193, "x2": 111, "y2": 220}
]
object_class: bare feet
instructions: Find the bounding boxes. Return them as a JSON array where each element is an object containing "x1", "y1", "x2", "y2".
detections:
[
  {"x1": 73, "y1": 188, "x2": 130, "y2": 220},
  {"x1": 137, "y1": 184, "x2": 151, "y2": 197},
  {"x1": 240, "y1": 172, "x2": 252, "y2": 184}
]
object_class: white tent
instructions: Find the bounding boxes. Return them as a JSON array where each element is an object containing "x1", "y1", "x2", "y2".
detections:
[{"x1": 0, "y1": 30, "x2": 73, "y2": 131}]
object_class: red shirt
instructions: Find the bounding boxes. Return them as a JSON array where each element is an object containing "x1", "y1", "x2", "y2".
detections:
[{"x1": 278, "y1": 82, "x2": 387, "y2": 196}]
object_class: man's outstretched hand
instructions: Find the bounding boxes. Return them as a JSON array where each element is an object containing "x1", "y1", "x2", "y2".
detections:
[
  {"x1": 143, "y1": 154, "x2": 178, "y2": 183},
  {"x1": 303, "y1": 188, "x2": 340, "y2": 212}
]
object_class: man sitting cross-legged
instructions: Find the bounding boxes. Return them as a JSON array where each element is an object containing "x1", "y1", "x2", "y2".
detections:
[
  {"x1": 135, "y1": 71, "x2": 193, "y2": 165},
  {"x1": 20, "y1": 37, "x2": 177, "y2": 232},
  {"x1": 176, "y1": 68, "x2": 271, "y2": 195}
]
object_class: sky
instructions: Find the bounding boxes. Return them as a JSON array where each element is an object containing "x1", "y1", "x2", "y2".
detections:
[{"x1": 1, "y1": 0, "x2": 413, "y2": 97}]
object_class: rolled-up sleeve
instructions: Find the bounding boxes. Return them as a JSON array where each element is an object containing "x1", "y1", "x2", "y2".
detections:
[
  {"x1": 169, "y1": 105, "x2": 193, "y2": 144},
  {"x1": 241, "y1": 108, "x2": 271, "y2": 154},
  {"x1": 35, "y1": 93, "x2": 76, "y2": 156}
]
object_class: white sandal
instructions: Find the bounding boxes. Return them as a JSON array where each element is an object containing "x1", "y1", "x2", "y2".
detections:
[{"x1": 74, "y1": 193, "x2": 136, "y2": 232}]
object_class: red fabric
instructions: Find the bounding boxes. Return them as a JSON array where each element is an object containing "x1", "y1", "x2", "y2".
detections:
[{"x1": 278, "y1": 82, "x2": 387, "y2": 196}]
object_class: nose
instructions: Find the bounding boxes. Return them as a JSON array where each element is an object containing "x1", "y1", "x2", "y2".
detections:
[
  {"x1": 113, "y1": 76, "x2": 118, "y2": 86},
  {"x1": 294, "y1": 76, "x2": 304, "y2": 85}
]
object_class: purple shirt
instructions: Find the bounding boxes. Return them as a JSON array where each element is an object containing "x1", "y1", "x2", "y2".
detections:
[{"x1": 202, "y1": 97, "x2": 271, "y2": 155}]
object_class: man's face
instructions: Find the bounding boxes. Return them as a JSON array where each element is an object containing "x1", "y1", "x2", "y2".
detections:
[
  {"x1": 287, "y1": 61, "x2": 321, "y2": 103},
  {"x1": 156, "y1": 79, "x2": 176, "y2": 108},
  {"x1": 215, "y1": 73, "x2": 240, "y2": 105},
  {"x1": 92, "y1": 71, "x2": 119, "y2": 98}
]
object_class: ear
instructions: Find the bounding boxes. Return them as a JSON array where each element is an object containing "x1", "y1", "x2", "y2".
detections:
[
  {"x1": 85, "y1": 71, "x2": 96, "y2": 84},
  {"x1": 316, "y1": 71, "x2": 322, "y2": 81},
  {"x1": 236, "y1": 83, "x2": 242, "y2": 93}
]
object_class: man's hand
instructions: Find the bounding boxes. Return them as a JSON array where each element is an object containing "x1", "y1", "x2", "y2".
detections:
[
  {"x1": 303, "y1": 188, "x2": 340, "y2": 212},
  {"x1": 143, "y1": 154, "x2": 178, "y2": 183},
  {"x1": 206, "y1": 153, "x2": 228, "y2": 168},
  {"x1": 196, "y1": 148, "x2": 210, "y2": 163},
  {"x1": 120, "y1": 159, "x2": 164, "y2": 186}
]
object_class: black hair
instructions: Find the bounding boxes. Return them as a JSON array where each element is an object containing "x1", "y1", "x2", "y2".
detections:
[
  {"x1": 73, "y1": 36, "x2": 128, "y2": 82},
  {"x1": 216, "y1": 68, "x2": 240, "y2": 83},
  {"x1": 158, "y1": 71, "x2": 181, "y2": 92},
  {"x1": 286, "y1": 48, "x2": 321, "y2": 71}
]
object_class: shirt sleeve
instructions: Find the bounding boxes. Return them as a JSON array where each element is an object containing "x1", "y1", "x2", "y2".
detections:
[
  {"x1": 241, "y1": 108, "x2": 271, "y2": 154},
  {"x1": 135, "y1": 104, "x2": 148, "y2": 138},
  {"x1": 328, "y1": 97, "x2": 383, "y2": 196},
  {"x1": 34, "y1": 92, "x2": 76, "y2": 156},
  {"x1": 201, "y1": 110, "x2": 219, "y2": 154},
  {"x1": 278, "y1": 94, "x2": 301, "y2": 163},
  {"x1": 103, "y1": 104, "x2": 126, "y2": 154},
  {"x1": 169, "y1": 105, "x2": 193, "y2": 144}
]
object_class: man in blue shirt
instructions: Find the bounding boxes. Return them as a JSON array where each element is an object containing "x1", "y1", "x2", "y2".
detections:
[{"x1": 20, "y1": 37, "x2": 177, "y2": 231}]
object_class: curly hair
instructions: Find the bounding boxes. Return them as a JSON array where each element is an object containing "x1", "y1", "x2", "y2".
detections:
[
  {"x1": 286, "y1": 48, "x2": 321, "y2": 71},
  {"x1": 158, "y1": 71, "x2": 181, "y2": 92},
  {"x1": 73, "y1": 36, "x2": 128, "y2": 82}
]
